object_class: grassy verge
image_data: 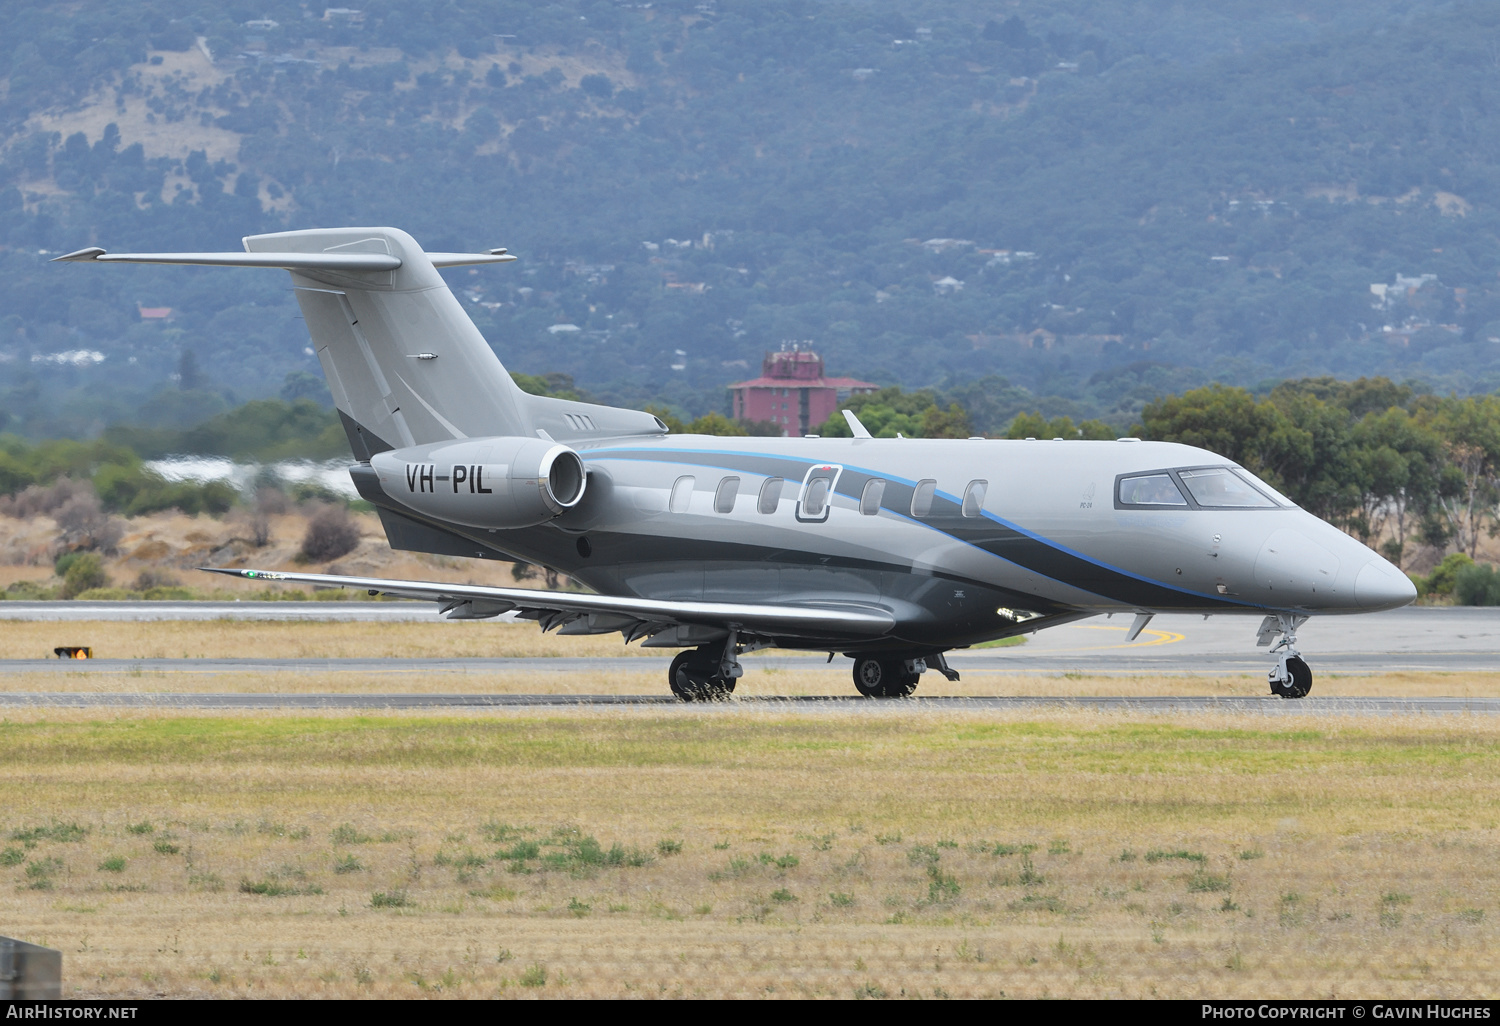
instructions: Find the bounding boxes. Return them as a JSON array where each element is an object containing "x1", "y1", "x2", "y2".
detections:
[{"x1": 0, "y1": 707, "x2": 1495, "y2": 998}]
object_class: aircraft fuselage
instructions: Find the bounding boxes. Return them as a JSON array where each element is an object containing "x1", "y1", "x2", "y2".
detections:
[{"x1": 360, "y1": 433, "x2": 1415, "y2": 654}]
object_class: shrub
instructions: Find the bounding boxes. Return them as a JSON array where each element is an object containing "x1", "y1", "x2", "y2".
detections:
[
  {"x1": 1418, "y1": 552, "x2": 1475, "y2": 598},
  {"x1": 98, "y1": 856, "x2": 126, "y2": 873},
  {"x1": 518, "y1": 964, "x2": 547, "y2": 988},
  {"x1": 299, "y1": 506, "x2": 361, "y2": 563},
  {"x1": 53, "y1": 490, "x2": 123, "y2": 553},
  {"x1": 371, "y1": 889, "x2": 411, "y2": 908},
  {"x1": 1454, "y1": 563, "x2": 1500, "y2": 605},
  {"x1": 59, "y1": 552, "x2": 109, "y2": 598}
]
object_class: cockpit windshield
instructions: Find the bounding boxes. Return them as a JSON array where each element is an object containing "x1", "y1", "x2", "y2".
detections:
[
  {"x1": 1178, "y1": 468, "x2": 1277, "y2": 508},
  {"x1": 1117, "y1": 466, "x2": 1291, "y2": 510}
]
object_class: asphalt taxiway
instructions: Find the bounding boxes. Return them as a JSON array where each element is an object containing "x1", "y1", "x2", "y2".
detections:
[{"x1": 5, "y1": 605, "x2": 1499, "y2": 675}]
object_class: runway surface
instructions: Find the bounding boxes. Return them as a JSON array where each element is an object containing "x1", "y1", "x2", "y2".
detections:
[
  {"x1": 0, "y1": 692, "x2": 1493, "y2": 714},
  {"x1": 5, "y1": 606, "x2": 1500, "y2": 674}
]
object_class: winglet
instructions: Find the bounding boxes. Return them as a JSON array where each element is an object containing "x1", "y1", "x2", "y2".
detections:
[
  {"x1": 52, "y1": 247, "x2": 107, "y2": 262},
  {"x1": 842, "y1": 409, "x2": 872, "y2": 439}
]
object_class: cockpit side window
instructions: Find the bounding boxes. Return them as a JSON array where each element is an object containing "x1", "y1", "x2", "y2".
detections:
[
  {"x1": 1116, "y1": 473, "x2": 1187, "y2": 507},
  {"x1": 1232, "y1": 468, "x2": 1296, "y2": 508},
  {"x1": 1178, "y1": 467, "x2": 1276, "y2": 508}
]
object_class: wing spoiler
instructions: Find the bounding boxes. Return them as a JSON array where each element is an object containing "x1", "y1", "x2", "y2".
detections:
[
  {"x1": 199, "y1": 567, "x2": 895, "y2": 641},
  {"x1": 51, "y1": 247, "x2": 516, "y2": 271}
]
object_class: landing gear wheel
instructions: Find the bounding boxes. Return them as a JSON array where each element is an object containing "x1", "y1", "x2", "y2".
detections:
[
  {"x1": 852, "y1": 657, "x2": 920, "y2": 698},
  {"x1": 1269, "y1": 655, "x2": 1313, "y2": 699},
  {"x1": 669, "y1": 650, "x2": 735, "y2": 702}
]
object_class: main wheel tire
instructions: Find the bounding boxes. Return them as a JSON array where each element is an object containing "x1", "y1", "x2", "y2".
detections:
[
  {"x1": 853, "y1": 656, "x2": 889, "y2": 697},
  {"x1": 669, "y1": 650, "x2": 736, "y2": 702},
  {"x1": 852, "y1": 657, "x2": 919, "y2": 698},
  {"x1": 1270, "y1": 655, "x2": 1313, "y2": 699}
]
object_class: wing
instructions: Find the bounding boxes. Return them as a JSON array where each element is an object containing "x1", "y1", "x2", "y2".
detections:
[{"x1": 199, "y1": 567, "x2": 894, "y2": 645}]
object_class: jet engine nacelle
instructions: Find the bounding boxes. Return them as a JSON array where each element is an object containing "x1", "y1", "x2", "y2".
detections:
[{"x1": 370, "y1": 437, "x2": 586, "y2": 529}]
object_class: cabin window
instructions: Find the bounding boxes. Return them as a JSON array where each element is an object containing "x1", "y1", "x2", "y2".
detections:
[
  {"x1": 910, "y1": 479, "x2": 937, "y2": 518},
  {"x1": 1179, "y1": 467, "x2": 1276, "y2": 508},
  {"x1": 961, "y1": 479, "x2": 988, "y2": 517},
  {"x1": 669, "y1": 475, "x2": 695, "y2": 513},
  {"x1": 714, "y1": 476, "x2": 740, "y2": 514},
  {"x1": 758, "y1": 477, "x2": 784, "y2": 514},
  {"x1": 859, "y1": 478, "x2": 885, "y2": 516},
  {"x1": 1117, "y1": 473, "x2": 1187, "y2": 507}
]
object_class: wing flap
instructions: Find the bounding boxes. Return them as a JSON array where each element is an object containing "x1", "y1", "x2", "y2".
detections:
[{"x1": 200, "y1": 567, "x2": 894, "y2": 639}]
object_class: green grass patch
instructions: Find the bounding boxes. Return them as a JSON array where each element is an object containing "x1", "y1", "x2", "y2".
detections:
[
  {"x1": 370, "y1": 890, "x2": 411, "y2": 908},
  {"x1": 240, "y1": 878, "x2": 322, "y2": 897},
  {"x1": 10, "y1": 822, "x2": 89, "y2": 844},
  {"x1": 974, "y1": 635, "x2": 1028, "y2": 648}
]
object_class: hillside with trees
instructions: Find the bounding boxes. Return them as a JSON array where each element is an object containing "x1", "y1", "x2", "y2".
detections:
[{"x1": 2, "y1": 0, "x2": 1500, "y2": 437}]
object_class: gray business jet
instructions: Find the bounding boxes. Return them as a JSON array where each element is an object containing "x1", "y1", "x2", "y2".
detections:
[{"x1": 58, "y1": 228, "x2": 1416, "y2": 700}]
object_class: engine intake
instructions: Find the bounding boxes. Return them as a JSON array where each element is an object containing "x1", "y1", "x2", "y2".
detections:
[{"x1": 370, "y1": 437, "x2": 586, "y2": 529}]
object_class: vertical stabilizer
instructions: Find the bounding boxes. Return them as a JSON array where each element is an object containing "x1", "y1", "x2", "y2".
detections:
[{"x1": 243, "y1": 227, "x2": 532, "y2": 451}]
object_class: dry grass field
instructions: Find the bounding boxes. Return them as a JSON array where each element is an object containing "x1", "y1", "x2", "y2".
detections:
[
  {"x1": 1, "y1": 705, "x2": 1496, "y2": 999},
  {"x1": 0, "y1": 618, "x2": 652, "y2": 661}
]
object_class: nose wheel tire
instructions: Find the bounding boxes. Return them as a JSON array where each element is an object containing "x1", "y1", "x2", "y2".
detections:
[
  {"x1": 669, "y1": 650, "x2": 735, "y2": 702},
  {"x1": 852, "y1": 657, "x2": 919, "y2": 698},
  {"x1": 1270, "y1": 655, "x2": 1313, "y2": 699}
]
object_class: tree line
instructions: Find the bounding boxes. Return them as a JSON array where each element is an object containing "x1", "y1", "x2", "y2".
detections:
[{"x1": 7, "y1": 374, "x2": 1500, "y2": 598}]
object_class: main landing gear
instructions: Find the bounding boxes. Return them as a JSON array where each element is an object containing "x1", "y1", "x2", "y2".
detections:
[
  {"x1": 1258, "y1": 613, "x2": 1312, "y2": 699},
  {"x1": 850, "y1": 654, "x2": 959, "y2": 699},
  {"x1": 669, "y1": 634, "x2": 743, "y2": 702}
]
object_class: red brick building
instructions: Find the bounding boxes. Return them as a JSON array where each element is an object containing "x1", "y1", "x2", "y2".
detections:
[{"x1": 728, "y1": 348, "x2": 878, "y2": 437}]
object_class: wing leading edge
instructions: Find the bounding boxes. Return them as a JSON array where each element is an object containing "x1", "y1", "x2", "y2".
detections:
[{"x1": 199, "y1": 567, "x2": 895, "y2": 643}]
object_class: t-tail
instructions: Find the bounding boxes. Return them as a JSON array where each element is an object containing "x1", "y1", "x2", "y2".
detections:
[{"x1": 54, "y1": 227, "x2": 665, "y2": 458}]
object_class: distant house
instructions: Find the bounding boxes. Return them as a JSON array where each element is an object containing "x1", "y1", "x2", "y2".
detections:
[
  {"x1": 244, "y1": 19, "x2": 280, "y2": 30},
  {"x1": 547, "y1": 323, "x2": 581, "y2": 334},
  {"x1": 137, "y1": 305, "x2": 173, "y2": 320},
  {"x1": 728, "y1": 346, "x2": 877, "y2": 437},
  {"x1": 322, "y1": 8, "x2": 364, "y2": 22},
  {"x1": 932, "y1": 276, "x2": 964, "y2": 294}
]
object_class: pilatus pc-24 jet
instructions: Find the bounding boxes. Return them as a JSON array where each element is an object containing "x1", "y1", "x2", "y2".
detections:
[{"x1": 58, "y1": 228, "x2": 1417, "y2": 700}]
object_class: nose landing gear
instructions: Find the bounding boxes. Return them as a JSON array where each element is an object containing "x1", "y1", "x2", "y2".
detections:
[{"x1": 1258, "y1": 613, "x2": 1312, "y2": 698}]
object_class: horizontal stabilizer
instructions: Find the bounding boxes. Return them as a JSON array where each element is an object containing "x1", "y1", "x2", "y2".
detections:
[
  {"x1": 428, "y1": 251, "x2": 518, "y2": 268},
  {"x1": 199, "y1": 566, "x2": 894, "y2": 641},
  {"x1": 54, "y1": 248, "x2": 517, "y2": 271},
  {"x1": 52, "y1": 247, "x2": 402, "y2": 272}
]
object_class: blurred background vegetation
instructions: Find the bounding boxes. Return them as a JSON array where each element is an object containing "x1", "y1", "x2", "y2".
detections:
[{"x1": 3, "y1": 0, "x2": 1500, "y2": 435}]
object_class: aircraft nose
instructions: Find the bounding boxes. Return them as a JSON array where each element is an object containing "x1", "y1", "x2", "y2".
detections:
[{"x1": 1354, "y1": 557, "x2": 1418, "y2": 610}]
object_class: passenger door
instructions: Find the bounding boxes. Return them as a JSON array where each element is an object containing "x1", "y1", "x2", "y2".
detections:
[{"x1": 795, "y1": 464, "x2": 842, "y2": 523}]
